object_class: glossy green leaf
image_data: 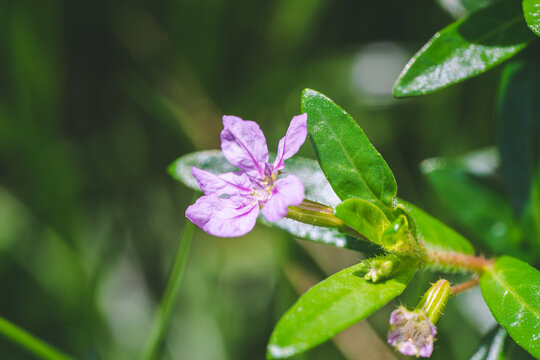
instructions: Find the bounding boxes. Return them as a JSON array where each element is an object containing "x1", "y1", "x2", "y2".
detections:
[
  {"x1": 266, "y1": 258, "x2": 416, "y2": 359},
  {"x1": 394, "y1": 1, "x2": 536, "y2": 97},
  {"x1": 169, "y1": 150, "x2": 374, "y2": 251},
  {"x1": 480, "y1": 256, "x2": 540, "y2": 358},
  {"x1": 522, "y1": 166, "x2": 540, "y2": 257},
  {"x1": 437, "y1": 0, "x2": 495, "y2": 19},
  {"x1": 301, "y1": 88, "x2": 397, "y2": 215},
  {"x1": 469, "y1": 327, "x2": 508, "y2": 360},
  {"x1": 334, "y1": 198, "x2": 391, "y2": 244},
  {"x1": 421, "y1": 153, "x2": 528, "y2": 260},
  {"x1": 523, "y1": 0, "x2": 540, "y2": 36},
  {"x1": 497, "y1": 56, "x2": 540, "y2": 215},
  {"x1": 398, "y1": 199, "x2": 475, "y2": 255},
  {"x1": 469, "y1": 326, "x2": 535, "y2": 360}
]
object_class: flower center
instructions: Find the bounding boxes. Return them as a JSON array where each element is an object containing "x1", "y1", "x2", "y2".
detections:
[{"x1": 252, "y1": 171, "x2": 278, "y2": 202}]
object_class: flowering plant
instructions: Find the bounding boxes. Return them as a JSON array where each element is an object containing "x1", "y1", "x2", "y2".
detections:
[
  {"x1": 186, "y1": 114, "x2": 307, "y2": 237},
  {"x1": 170, "y1": 89, "x2": 540, "y2": 359}
]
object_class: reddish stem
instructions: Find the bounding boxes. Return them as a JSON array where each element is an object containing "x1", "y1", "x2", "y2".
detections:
[
  {"x1": 426, "y1": 250, "x2": 494, "y2": 273},
  {"x1": 451, "y1": 277, "x2": 479, "y2": 295}
]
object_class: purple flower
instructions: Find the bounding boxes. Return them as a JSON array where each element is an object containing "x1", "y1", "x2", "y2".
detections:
[
  {"x1": 186, "y1": 114, "x2": 307, "y2": 237},
  {"x1": 387, "y1": 306, "x2": 437, "y2": 358}
]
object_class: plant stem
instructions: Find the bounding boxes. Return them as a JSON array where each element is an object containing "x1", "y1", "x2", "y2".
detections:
[
  {"x1": 450, "y1": 277, "x2": 479, "y2": 295},
  {"x1": 425, "y1": 250, "x2": 494, "y2": 273},
  {"x1": 0, "y1": 316, "x2": 73, "y2": 360},
  {"x1": 141, "y1": 220, "x2": 195, "y2": 360}
]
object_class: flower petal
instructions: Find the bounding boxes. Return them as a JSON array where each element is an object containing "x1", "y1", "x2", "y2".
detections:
[
  {"x1": 221, "y1": 115, "x2": 269, "y2": 177},
  {"x1": 186, "y1": 195, "x2": 259, "y2": 237},
  {"x1": 261, "y1": 174, "x2": 304, "y2": 222},
  {"x1": 418, "y1": 340, "x2": 434, "y2": 358},
  {"x1": 398, "y1": 342, "x2": 418, "y2": 357},
  {"x1": 387, "y1": 307, "x2": 436, "y2": 358},
  {"x1": 192, "y1": 167, "x2": 252, "y2": 196},
  {"x1": 273, "y1": 114, "x2": 307, "y2": 171}
]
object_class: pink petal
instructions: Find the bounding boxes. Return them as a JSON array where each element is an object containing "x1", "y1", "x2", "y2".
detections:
[
  {"x1": 387, "y1": 330, "x2": 402, "y2": 346},
  {"x1": 273, "y1": 114, "x2": 307, "y2": 171},
  {"x1": 398, "y1": 342, "x2": 418, "y2": 357},
  {"x1": 186, "y1": 195, "x2": 259, "y2": 237},
  {"x1": 192, "y1": 167, "x2": 252, "y2": 196},
  {"x1": 389, "y1": 308, "x2": 406, "y2": 325},
  {"x1": 418, "y1": 341, "x2": 434, "y2": 358},
  {"x1": 261, "y1": 175, "x2": 304, "y2": 222},
  {"x1": 221, "y1": 115, "x2": 269, "y2": 177}
]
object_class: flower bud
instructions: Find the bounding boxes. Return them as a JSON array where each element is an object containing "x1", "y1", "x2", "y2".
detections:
[
  {"x1": 286, "y1": 200, "x2": 345, "y2": 228},
  {"x1": 359, "y1": 254, "x2": 401, "y2": 282},
  {"x1": 416, "y1": 279, "x2": 451, "y2": 324},
  {"x1": 387, "y1": 280, "x2": 451, "y2": 357}
]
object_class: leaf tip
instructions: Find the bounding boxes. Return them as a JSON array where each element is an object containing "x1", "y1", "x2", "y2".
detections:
[
  {"x1": 392, "y1": 76, "x2": 422, "y2": 98},
  {"x1": 392, "y1": 76, "x2": 406, "y2": 97},
  {"x1": 392, "y1": 85, "x2": 407, "y2": 98},
  {"x1": 266, "y1": 343, "x2": 297, "y2": 359},
  {"x1": 167, "y1": 159, "x2": 180, "y2": 180},
  {"x1": 301, "y1": 88, "x2": 322, "y2": 108}
]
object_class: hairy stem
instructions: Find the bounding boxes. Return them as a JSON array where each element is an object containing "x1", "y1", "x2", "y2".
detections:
[
  {"x1": 425, "y1": 250, "x2": 494, "y2": 273},
  {"x1": 451, "y1": 277, "x2": 479, "y2": 295}
]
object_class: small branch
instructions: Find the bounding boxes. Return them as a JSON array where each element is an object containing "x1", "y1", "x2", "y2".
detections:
[
  {"x1": 451, "y1": 277, "x2": 479, "y2": 295},
  {"x1": 425, "y1": 250, "x2": 494, "y2": 273}
]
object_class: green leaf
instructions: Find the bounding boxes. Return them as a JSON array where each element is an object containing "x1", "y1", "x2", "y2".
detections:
[
  {"x1": 469, "y1": 327, "x2": 508, "y2": 360},
  {"x1": 437, "y1": 0, "x2": 495, "y2": 19},
  {"x1": 469, "y1": 326, "x2": 536, "y2": 360},
  {"x1": 420, "y1": 152, "x2": 528, "y2": 260},
  {"x1": 169, "y1": 150, "x2": 373, "y2": 251},
  {"x1": 394, "y1": 1, "x2": 536, "y2": 97},
  {"x1": 334, "y1": 198, "x2": 391, "y2": 244},
  {"x1": 267, "y1": 258, "x2": 416, "y2": 358},
  {"x1": 480, "y1": 256, "x2": 540, "y2": 358},
  {"x1": 523, "y1": 0, "x2": 540, "y2": 36},
  {"x1": 522, "y1": 165, "x2": 540, "y2": 257},
  {"x1": 301, "y1": 89, "x2": 397, "y2": 215},
  {"x1": 397, "y1": 199, "x2": 475, "y2": 255},
  {"x1": 497, "y1": 56, "x2": 540, "y2": 215}
]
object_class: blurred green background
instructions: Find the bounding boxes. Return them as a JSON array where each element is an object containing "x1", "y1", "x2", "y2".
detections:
[{"x1": 0, "y1": 0, "x2": 518, "y2": 359}]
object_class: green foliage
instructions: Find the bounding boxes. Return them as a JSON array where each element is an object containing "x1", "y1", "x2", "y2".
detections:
[
  {"x1": 468, "y1": 327, "x2": 507, "y2": 360},
  {"x1": 420, "y1": 152, "x2": 529, "y2": 260},
  {"x1": 522, "y1": 165, "x2": 540, "y2": 256},
  {"x1": 497, "y1": 56, "x2": 540, "y2": 215},
  {"x1": 5, "y1": 0, "x2": 540, "y2": 356},
  {"x1": 437, "y1": 0, "x2": 495, "y2": 18},
  {"x1": 334, "y1": 198, "x2": 390, "y2": 245},
  {"x1": 437, "y1": 0, "x2": 497, "y2": 19},
  {"x1": 523, "y1": 0, "x2": 540, "y2": 36},
  {"x1": 0, "y1": 316, "x2": 74, "y2": 360},
  {"x1": 301, "y1": 89, "x2": 397, "y2": 217},
  {"x1": 142, "y1": 221, "x2": 195, "y2": 360},
  {"x1": 394, "y1": 1, "x2": 536, "y2": 97},
  {"x1": 480, "y1": 256, "x2": 540, "y2": 358},
  {"x1": 266, "y1": 257, "x2": 417, "y2": 359},
  {"x1": 468, "y1": 326, "x2": 535, "y2": 360},
  {"x1": 398, "y1": 200, "x2": 475, "y2": 255},
  {"x1": 496, "y1": 54, "x2": 540, "y2": 258}
]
